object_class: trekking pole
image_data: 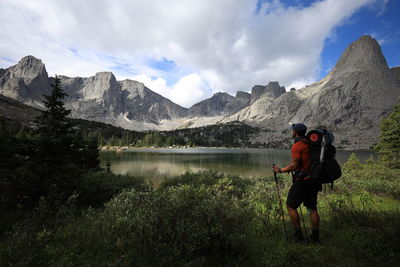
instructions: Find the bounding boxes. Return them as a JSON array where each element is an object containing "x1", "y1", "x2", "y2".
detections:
[
  {"x1": 272, "y1": 164, "x2": 288, "y2": 240},
  {"x1": 299, "y1": 205, "x2": 310, "y2": 243}
]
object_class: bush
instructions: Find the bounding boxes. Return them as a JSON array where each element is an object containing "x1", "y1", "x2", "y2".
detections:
[
  {"x1": 342, "y1": 153, "x2": 362, "y2": 174},
  {"x1": 76, "y1": 172, "x2": 152, "y2": 207},
  {"x1": 339, "y1": 156, "x2": 400, "y2": 199},
  {"x1": 32, "y1": 185, "x2": 255, "y2": 266},
  {"x1": 161, "y1": 171, "x2": 253, "y2": 198},
  {"x1": 2, "y1": 159, "x2": 400, "y2": 266}
]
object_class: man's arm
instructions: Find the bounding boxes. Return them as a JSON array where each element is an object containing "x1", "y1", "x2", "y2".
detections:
[{"x1": 273, "y1": 157, "x2": 300, "y2": 173}]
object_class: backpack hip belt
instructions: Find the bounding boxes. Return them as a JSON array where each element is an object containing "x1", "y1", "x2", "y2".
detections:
[{"x1": 292, "y1": 169, "x2": 310, "y2": 182}]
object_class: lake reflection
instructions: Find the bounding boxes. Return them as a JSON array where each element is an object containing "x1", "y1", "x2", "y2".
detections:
[{"x1": 100, "y1": 148, "x2": 375, "y2": 184}]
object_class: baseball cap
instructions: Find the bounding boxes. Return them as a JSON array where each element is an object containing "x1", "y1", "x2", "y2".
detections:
[{"x1": 291, "y1": 123, "x2": 307, "y2": 135}]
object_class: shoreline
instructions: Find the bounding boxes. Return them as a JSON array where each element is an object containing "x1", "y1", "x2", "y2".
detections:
[
  {"x1": 99, "y1": 146, "x2": 374, "y2": 153},
  {"x1": 99, "y1": 146, "x2": 266, "y2": 151}
]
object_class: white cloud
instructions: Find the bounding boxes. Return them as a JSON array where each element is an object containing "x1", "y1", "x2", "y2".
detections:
[
  {"x1": 170, "y1": 74, "x2": 208, "y2": 108},
  {"x1": 130, "y1": 74, "x2": 169, "y2": 97},
  {"x1": 0, "y1": 0, "x2": 383, "y2": 107},
  {"x1": 130, "y1": 73, "x2": 207, "y2": 108}
]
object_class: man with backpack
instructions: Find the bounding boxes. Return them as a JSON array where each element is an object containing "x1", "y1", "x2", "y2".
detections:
[{"x1": 272, "y1": 123, "x2": 322, "y2": 243}]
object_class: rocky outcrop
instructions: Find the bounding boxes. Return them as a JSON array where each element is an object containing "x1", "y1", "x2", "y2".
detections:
[
  {"x1": 235, "y1": 91, "x2": 251, "y2": 108},
  {"x1": 188, "y1": 91, "x2": 250, "y2": 118},
  {"x1": 250, "y1": 82, "x2": 285, "y2": 104},
  {"x1": 58, "y1": 74, "x2": 187, "y2": 126},
  {"x1": 0, "y1": 56, "x2": 51, "y2": 107},
  {"x1": 119, "y1": 79, "x2": 187, "y2": 123},
  {"x1": 188, "y1": 92, "x2": 235, "y2": 117},
  {"x1": 55, "y1": 75, "x2": 86, "y2": 101}
]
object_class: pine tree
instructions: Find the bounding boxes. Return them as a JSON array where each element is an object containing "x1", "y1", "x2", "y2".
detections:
[
  {"x1": 31, "y1": 76, "x2": 99, "y2": 205},
  {"x1": 34, "y1": 76, "x2": 75, "y2": 169},
  {"x1": 36, "y1": 76, "x2": 72, "y2": 139},
  {"x1": 35, "y1": 76, "x2": 99, "y2": 171},
  {"x1": 375, "y1": 103, "x2": 400, "y2": 168}
]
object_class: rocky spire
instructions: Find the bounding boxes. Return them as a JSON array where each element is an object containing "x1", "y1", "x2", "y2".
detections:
[{"x1": 331, "y1": 35, "x2": 389, "y2": 77}]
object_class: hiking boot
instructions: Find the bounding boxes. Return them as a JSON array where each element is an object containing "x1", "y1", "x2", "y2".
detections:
[
  {"x1": 292, "y1": 228, "x2": 304, "y2": 242},
  {"x1": 309, "y1": 229, "x2": 320, "y2": 244}
]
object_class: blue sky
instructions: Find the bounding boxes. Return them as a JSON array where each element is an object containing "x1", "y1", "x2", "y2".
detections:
[{"x1": 0, "y1": 0, "x2": 399, "y2": 107}]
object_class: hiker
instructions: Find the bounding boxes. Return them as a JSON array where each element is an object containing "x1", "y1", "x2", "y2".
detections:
[{"x1": 272, "y1": 123, "x2": 321, "y2": 243}]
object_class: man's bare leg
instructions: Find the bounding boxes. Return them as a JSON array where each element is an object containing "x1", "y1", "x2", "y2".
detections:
[
  {"x1": 309, "y1": 209, "x2": 320, "y2": 243},
  {"x1": 287, "y1": 205, "x2": 304, "y2": 241},
  {"x1": 287, "y1": 205, "x2": 300, "y2": 227},
  {"x1": 310, "y1": 209, "x2": 320, "y2": 228}
]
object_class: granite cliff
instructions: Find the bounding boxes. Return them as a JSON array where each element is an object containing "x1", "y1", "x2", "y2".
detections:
[{"x1": 224, "y1": 35, "x2": 400, "y2": 148}]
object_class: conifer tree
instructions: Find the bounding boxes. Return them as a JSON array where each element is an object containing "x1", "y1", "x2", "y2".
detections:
[
  {"x1": 35, "y1": 76, "x2": 99, "y2": 171},
  {"x1": 375, "y1": 103, "x2": 400, "y2": 168},
  {"x1": 32, "y1": 76, "x2": 99, "y2": 205},
  {"x1": 36, "y1": 76, "x2": 72, "y2": 138},
  {"x1": 35, "y1": 76, "x2": 75, "y2": 169}
]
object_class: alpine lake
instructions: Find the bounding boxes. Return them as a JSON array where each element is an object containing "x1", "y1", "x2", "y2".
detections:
[{"x1": 99, "y1": 148, "x2": 375, "y2": 186}]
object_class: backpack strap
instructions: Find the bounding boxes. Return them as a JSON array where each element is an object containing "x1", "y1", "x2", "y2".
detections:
[
  {"x1": 292, "y1": 137, "x2": 310, "y2": 182},
  {"x1": 294, "y1": 137, "x2": 307, "y2": 144}
]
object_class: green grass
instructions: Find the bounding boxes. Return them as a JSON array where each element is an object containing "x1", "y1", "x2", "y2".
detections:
[{"x1": 1, "y1": 156, "x2": 400, "y2": 266}]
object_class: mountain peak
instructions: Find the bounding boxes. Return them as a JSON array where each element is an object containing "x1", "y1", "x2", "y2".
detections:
[
  {"x1": 81, "y1": 71, "x2": 118, "y2": 100},
  {"x1": 250, "y1": 82, "x2": 285, "y2": 104},
  {"x1": 94, "y1": 71, "x2": 116, "y2": 80},
  {"x1": 18, "y1": 55, "x2": 43, "y2": 65},
  {"x1": 12, "y1": 55, "x2": 47, "y2": 78},
  {"x1": 236, "y1": 91, "x2": 250, "y2": 99},
  {"x1": 212, "y1": 92, "x2": 232, "y2": 97},
  {"x1": 332, "y1": 35, "x2": 388, "y2": 76},
  {"x1": 0, "y1": 55, "x2": 50, "y2": 104}
]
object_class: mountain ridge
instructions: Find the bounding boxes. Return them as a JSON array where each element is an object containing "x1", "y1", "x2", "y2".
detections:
[{"x1": 1, "y1": 35, "x2": 399, "y2": 149}]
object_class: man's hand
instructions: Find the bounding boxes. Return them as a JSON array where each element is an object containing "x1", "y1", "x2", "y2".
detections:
[
  {"x1": 275, "y1": 158, "x2": 300, "y2": 174},
  {"x1": 272, "y1": 166, "x2": 281, "y2": 173}
]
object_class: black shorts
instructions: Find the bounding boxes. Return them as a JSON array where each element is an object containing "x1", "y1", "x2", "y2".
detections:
[{"x1": 286, "y1": 181, "x2": 321, "y2": 210}]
